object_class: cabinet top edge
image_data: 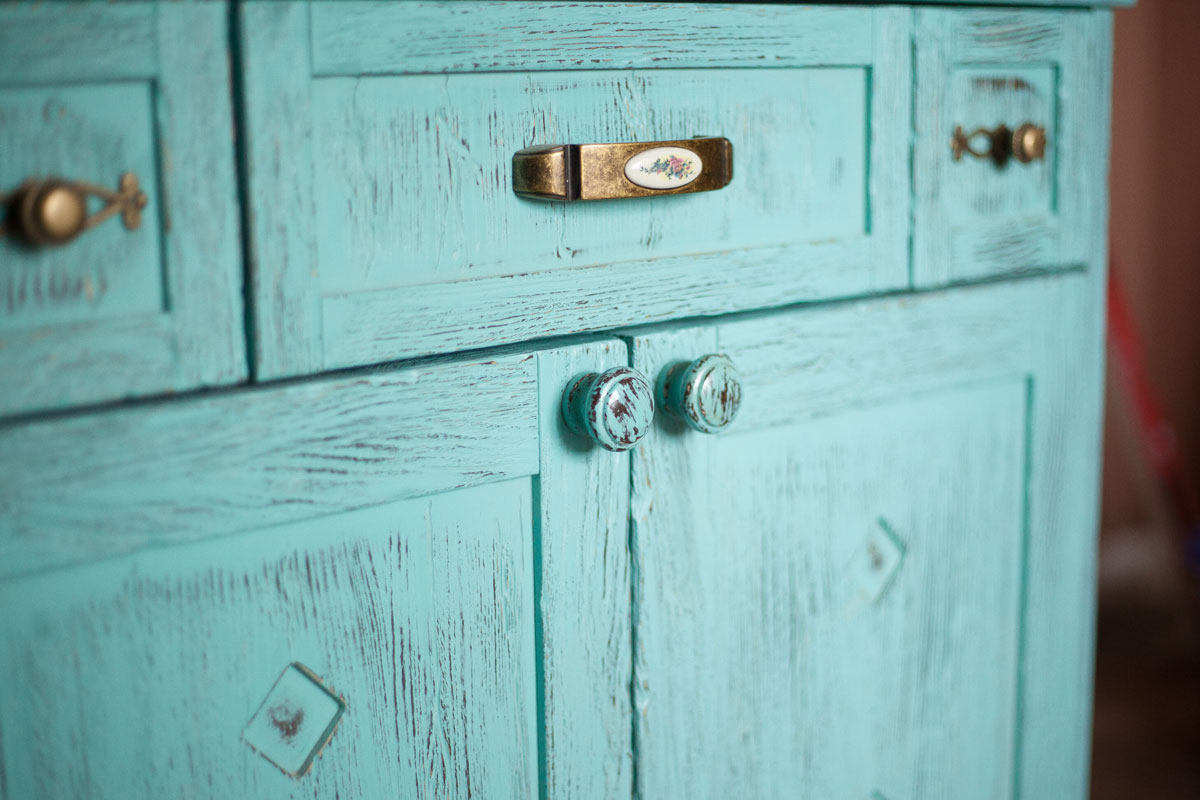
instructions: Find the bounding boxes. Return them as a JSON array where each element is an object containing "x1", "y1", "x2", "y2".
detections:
[{"x1": 239, "y1": 1, "x2": 1135, "y2": 9}]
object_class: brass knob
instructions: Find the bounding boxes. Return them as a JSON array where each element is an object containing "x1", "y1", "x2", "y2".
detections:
[
  {"x1": 1011, "y1": 123, "x2": 1047, "y2": 164},
  {"x1": 950, "y1": 123, "x2": 1047, "y2": 166},
  {"x1": 18, "y1": 181, "x2": 87, "y2": 246},
  {"x1": 657, "y1": 354, "x2": 743, "y2": 434},
  {"x1": 561, "y1": 367, "x2": 655, "y2": 452},
  {"x1": 1, "y1": 172, "x2": 148, "y2": 248}
]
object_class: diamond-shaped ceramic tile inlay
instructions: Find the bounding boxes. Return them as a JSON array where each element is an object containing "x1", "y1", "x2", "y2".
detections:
[
  {"x1": 855, "y1": 519, "x2": 906, "y2": 604},
  {"x1": 244, "y1": 663, "x2": 346, "y2": 777}
]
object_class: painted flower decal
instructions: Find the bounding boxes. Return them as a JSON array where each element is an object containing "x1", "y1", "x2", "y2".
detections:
[{"x1": 639, "y1": 154, "x2": 695, "y2": 181}]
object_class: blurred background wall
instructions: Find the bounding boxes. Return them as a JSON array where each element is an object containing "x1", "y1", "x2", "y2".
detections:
[
  {"x1": 1093, "y1": 1, "x2": 1200, "y2": 797},
  {"x1": 1104, "y1": 0, "x2": 1200, "y2": 533}
]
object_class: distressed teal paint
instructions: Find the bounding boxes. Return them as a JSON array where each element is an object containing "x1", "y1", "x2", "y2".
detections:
[
  {"x1": 0, "y1": 481, "x2": 539, "y2": 798},
  {"x1": 536, "y1": 341, "x2": 634, "y2": 800},
  {"x1": 626, "y1": 272, "x2": 1107, "y2": 799},
  {"x1": 0, "y1": 3, "x2": 246, "y2": 417},
  {"x1": 0, "y1": 3, "x2": 1115, "y2": 799},
  {"x1": 913, "y1": 9, "x2": 1111, "y2": 285},
  {"x1": 0, "y1": 340, "x2": 638, "y2": 799},
  {"x1": 243, "y1": 2, "x2": 911, "y2": 377},
  {"x1": 0, "y1": 354, "x2": 540, "y2": 577}
]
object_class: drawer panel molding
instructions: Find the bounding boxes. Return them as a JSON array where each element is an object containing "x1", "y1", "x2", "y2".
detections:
[
  {"x1": 241, "y1": 1, "x2": 911, "y2": 378},
  {"x1": 0, "y1": 3, "x2": 247, "y2": 417},
  {"x1": 913, "y1": 9, "x2": 1113, "y2": 284}
]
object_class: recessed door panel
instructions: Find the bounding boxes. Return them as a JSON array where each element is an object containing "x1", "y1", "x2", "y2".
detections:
[{"x1": 629, "y1": 274, "x2": 1104, "y2": 799}]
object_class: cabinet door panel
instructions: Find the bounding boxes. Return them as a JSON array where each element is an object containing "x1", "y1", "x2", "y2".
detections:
[
  {"x1": 0, "y1": 483, "x2": 535, "y2": 799},
  {"x1": 628, "y1": 273, "x2": 1104, "y2": 800},
  {"x1": 0, "y1": 342, "x2": 632, "y2": 800},
  {"x1": 0, "y1": 3, "x2": 245, "y2": 417}
]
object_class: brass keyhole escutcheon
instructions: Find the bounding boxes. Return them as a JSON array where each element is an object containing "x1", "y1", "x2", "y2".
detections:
[
  {"x1": 0, "y1": 172, "x2": 148, "y2": 248},
  {"x1": 951, "y1": 123, "x2": 1047, "y2": 166}
]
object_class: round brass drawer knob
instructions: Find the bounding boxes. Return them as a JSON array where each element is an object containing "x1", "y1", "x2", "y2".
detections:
[
  {"x1": 1, "y1": 172, "x2": 148, "y2": 248},
  {"x1": 20, "y1": 181, "x2": 88, "y2": 246},
  {"x1": 658, "y1": 354, "x2": 743, "y2": 434},
  {"x1": 561, "y1": 366, "x2": 655, "y2": 452},
  {"x1": 1012, "y1": 123, "x2": 1047, "y2": 164}
]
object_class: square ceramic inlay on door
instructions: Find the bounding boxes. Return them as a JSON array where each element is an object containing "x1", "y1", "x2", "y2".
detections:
[
  {"x1": 243, "y1": 663, "x2": 346, "y2": 777},
  {"x1": 854, "y1": 519, "x2": 907, "y2": 604}
]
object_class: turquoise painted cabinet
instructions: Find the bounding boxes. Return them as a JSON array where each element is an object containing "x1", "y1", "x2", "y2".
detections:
[
  {"x1": 240, "y1": 2, "x2": 912, "y2": 376},
  {"x1": 626, "y1": 275, "x2": 1105, "y2": 800},
  {"x1": 0, "y1": 4, "x2": 245, "y2": 417},
  {"x1": 0, "y1": 339, "x2": 635, "y2": 798},
  {"x1": 0, "y1": 1, "x2": 1120, "y2": 798}
]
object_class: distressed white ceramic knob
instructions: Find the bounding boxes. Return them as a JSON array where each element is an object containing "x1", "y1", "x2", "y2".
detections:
[
  {"x1": 658, "y1": 354, "x2": 743, "y2": 434},
  {"x1": 562, "y1": 367, "x2": 655, "y2": 452}
]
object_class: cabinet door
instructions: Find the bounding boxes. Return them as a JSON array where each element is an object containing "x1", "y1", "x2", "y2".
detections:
[
  {"x1": 0, "y1": 342, "x2": 632, "y2": 800},
  {"x1": 0, "y1": 3, "x2": 245, "y2": 417},
  {"x1": 628, "y1": 273, "x2": 1103, "y2": 800}
]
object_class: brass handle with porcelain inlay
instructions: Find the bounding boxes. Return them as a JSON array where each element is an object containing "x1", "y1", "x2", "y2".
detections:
[
  {"x1": 951, "y1": 123, "x2": 1046, "y2": 166},
  {"x1": 0, "y1": 172, "x2": 148, "y2": 247},
  {"x1": 512, "y1": 137, "x2": 733, "y2": 202}
]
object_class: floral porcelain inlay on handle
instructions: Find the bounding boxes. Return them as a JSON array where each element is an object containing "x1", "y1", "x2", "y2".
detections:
[{"x1": 624, "y1": 146, "x2": 703, "y2": 190}]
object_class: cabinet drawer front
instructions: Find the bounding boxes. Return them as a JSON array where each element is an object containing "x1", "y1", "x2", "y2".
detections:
[
  {"x1": 0, "y1": 3, "x2": 245, "y2": 417},
  {"x1": 913, "y1": 9, "x2": 1111, "y2": 285},
  {"x1": 912, "y1": 9, "x2": 1108, "y2": 286},
  {"x1": 242, "y1": 1, "x2": 910, "y2": 378}
]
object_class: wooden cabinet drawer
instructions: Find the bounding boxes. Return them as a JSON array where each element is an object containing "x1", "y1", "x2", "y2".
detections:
[
  {"x1": 0, "y1": 340, "x2": 634, "y2": 799},
  {"x1": 241, "y1": 1, "x2": 910, "y2": 379},
  {"x1": 913, "y1": 8, "x2": 1111, "y2": 285},
  {"x1": 0, "y1": 3, "x2": 245, "y2": 417}
]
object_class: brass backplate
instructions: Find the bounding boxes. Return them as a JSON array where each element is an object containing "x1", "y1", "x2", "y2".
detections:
[{"x1": 512, "y1": 137, "x2": 733, "y2": 202}]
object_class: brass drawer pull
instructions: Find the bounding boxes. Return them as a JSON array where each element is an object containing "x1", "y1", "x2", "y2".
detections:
[
  {"x1": 951, "y1": 123, "x2": 1046, "y2": 166},
  {"x1": 0, "y1": 172, "x2": 148, "y2": 247},
  {"x1": 513, "y1": 137, "x2": 733, "y2": 201}
]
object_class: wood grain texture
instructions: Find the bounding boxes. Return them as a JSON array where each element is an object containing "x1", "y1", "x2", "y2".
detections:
[
  {"x1": 0, "y1": 354, "x2": 538, "y2": 578},
  {"x1": 0, "y1": 3, "x2": 156, "y2": 85},
  {"x1": 0, "y1": 482, "x2": 539, "y2": 799},
  {"x1": 536, "y1": 341, "x2": 633, "y2": 800},
  {"x1": 310, "y1": 2, "x2": 875, "y2": 76},
  {"x1": 0, "y1": 2, "x2": 247, "y2": 418},
  {"x1": 243, "y1": 1, "x2": 910, "y2": 377},
  {"x1": 626, "y1": 271, "x2": 1106, "y2": 799},
  {"x1": 314, "y1": 68, "x2": 869, "y2": 293},
  {"x1": 913, "y1": 9, "x2": 1110, "y2": 286},
  {"x1": 240, "y1": 1, "x2": 322, "y2": 379}
]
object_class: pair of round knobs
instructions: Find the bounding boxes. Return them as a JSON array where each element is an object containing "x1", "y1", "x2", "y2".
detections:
[{"x1": 562, "y1": 354, "x2": 742, "y2": 452}]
